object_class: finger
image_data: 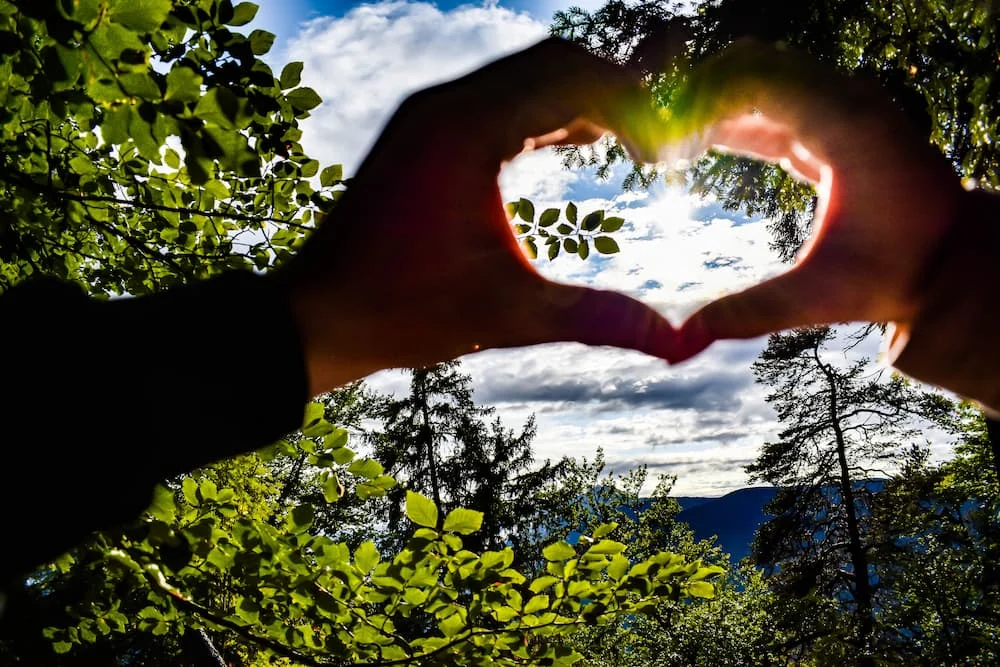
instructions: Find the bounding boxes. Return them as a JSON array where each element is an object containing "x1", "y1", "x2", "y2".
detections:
[
  {"x1": 708, "y1": 115, "x2": 824, "y2": 184},
  {"x1": 661, "y1": 39, "x2": 896, "y2": 168},
  {"x1": 670, "y1": 258, "x2": 860, "y2": 363},
  {"x1": 452, "y1": 37, "x2": 669, "y2": 162},
  {"x1": 529, "y1": 282, "x2": 678, "y2": 360},
  {"x1": 526, "y1": 118, "x2": 607, "y2": 151}
]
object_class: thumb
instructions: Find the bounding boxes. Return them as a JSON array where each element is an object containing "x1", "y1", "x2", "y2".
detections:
[{"x1": 671, "y1": 258, "x2": 856, "y2": 362}]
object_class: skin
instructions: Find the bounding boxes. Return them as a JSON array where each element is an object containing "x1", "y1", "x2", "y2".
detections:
[
  {"x1": 277, "y1": 38, "x2": 677, "y2": 396},
  {"x1": 276, "y1": 37, "x2": 998, "y2": 412},
  {"x1": 664, "y1": 40, "x2": 998, "y2": 411}
]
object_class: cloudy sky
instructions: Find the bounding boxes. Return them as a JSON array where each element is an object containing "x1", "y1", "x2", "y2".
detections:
[{"x1": 249, "y1": 0, "x2": 947, "y2": 496}]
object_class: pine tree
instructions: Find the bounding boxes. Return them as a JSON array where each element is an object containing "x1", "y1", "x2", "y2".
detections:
[
  {"x1": 369, "y1": 361, "x2": 568, "y2": 556},
  {"x1": 747, "y1": 326, "x2": 941, "y2": 662}
]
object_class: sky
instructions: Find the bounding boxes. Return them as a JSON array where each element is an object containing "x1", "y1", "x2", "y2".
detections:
[{"x1": 247, "y1": 0, "x2": 952, "y2": 496}]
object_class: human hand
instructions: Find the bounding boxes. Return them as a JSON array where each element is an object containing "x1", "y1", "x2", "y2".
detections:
[
  {"x1": 278, "y1": 38, "x2": 676, "y2": 396},
  {"x1": 665, "y1": 40, "x2": 1000, "y2": 411}
]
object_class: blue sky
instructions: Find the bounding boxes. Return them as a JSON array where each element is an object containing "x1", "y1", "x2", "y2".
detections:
[{"x1": 246, "y1": 0, "x2": 948, "y2": 496}]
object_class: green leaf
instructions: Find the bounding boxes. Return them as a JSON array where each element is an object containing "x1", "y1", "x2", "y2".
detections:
[
  {"x1": 592, "y1": 523, "x2": 618, "y2": 539},
  {"x1": 355, "y1": 541, "x2": 380, "y2": 573},
  {"x1": 303, "y1": 402, "x2": 324, "y2": 427},
  {"x1": 194, "y1": 87, "x2": 251, "y2": 130},
  {"x1": 322, "y1": 472, "x2": 342, "y2": 503},
  {"x1": 439, "y1": 613, "x2": 465, "y2": 637},
  {"x1": 109, "y1": 0, "x2": 172, "y2": 32},
  {"x1": 147, "y1": 484, "x2": 176, "y2": 521},
  {"x1": 229, "y1": 2, "x2": 259, "y2": 25},
  {"x1": 686, "y1": 580, "x2": 716, "y2": 598},
  {"x1": 286, "y1": 87, "x2": 323, "y2": 112},
  {"x1": 594, "y1": 236, "x2": 620, "y2": 254},
  {"x1": 53, "y1": 641, "x2": 73, "y2": 654},
  {"x1": 249, "y1": 29, "x2": 276, "y2": 55},
  {"x1": 547, "y1": 242, "x2": 559, "y2": 261},
  {"x1": 608, "y1": 554, "x2": 629, "y2": 580},
  {"x1": 163, "y1": 148, "x2": 180, "y2": 169},
  {"x1": 181, "y1": 477, "x2": 199, "y2": 507},
  {"x1": 563, "y1": 238, "x2": 578, "y2": 253},
  {"x1": 198, "y1": 479, "x2": 217, "y2": 502},
  {"x1": 587, "y1": 539, "x2": 626, "y2": 555},
  {"x1": 565, "y1": 201, "x2": 577, "y2": 224},
  {"x1": 300, "y1": 159, "x2": 320, "y2": 177},
  {"x1": 539, "y1": 207, "x2": 560, "y2": 227},
  {"x1": 577, "y1": 238, "x2": 590, "y2": 260},
  {"x1": 517, "y1": 198, "x2": 535, "y2": 223},
  {"x1": 286, "y1": 505, "x2": 314, "y2": 534},
  {"x1": 542, "y1": 541, "x2": 575, "y2": 561},
  {"x1": 505, "y1": 201, "x2": 518, "y2": 218},
  {"x1": 524, "y1": 594, "x2": 549, "y2": 614},
  {"x1": 280, "y1": 62, "x2": 304, "y2": 89},
  {"x1": 165, "y1": 66, "x2": 203, "y2": 104},
  {"x1": 601, "y1": 216, "x2": 625, "y2": 232},
  {"x1": 443, "y1": 508, "x2": 484, "y2": 535},
  {"x1": 529, "y1": 575, "x2": 559, "y2": 593},
  {"x1": 522, "y1": 237, "x2": 537, "y2": 260},
  {"x1": 332, "y1": 447, "x2": 355, "y2": 465},
  {"x1": 581, "y1": 210, "x2": 603, "y2": 231},
  {"x1": 320, "y1": 164, "x2": 343, "y2": 186},
  {"x1": 348, "y1": 458, "x2": 384, "y2": 479},
  {"x1": 324, "y1": 429, "x2": 349, "y2": 449},
  {"x1": 406, "y1": 491, "x2": 438, "y2": 528}
]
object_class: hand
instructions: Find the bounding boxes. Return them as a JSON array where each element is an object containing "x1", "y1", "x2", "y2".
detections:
[
  {"x1": 665, "y1": 41, "x2": 1000, "y2": 412},
  {"x1": 277, "y1": 38, "x2": 676, "y2": 396}
]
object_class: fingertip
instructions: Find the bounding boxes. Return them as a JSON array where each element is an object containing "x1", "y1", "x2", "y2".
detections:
[
  {"x1": 542, "y1": 284, "x2": 678, "y2": 360},
  {"x1": 669, "y1": 310, "x2": 714, "y2": 364}
]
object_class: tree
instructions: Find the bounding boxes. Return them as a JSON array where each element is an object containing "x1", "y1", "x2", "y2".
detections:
[
  {"x1": 867, "y1": 406, "x2": 1000, "y2": 665},
  {"x1": 567, "y1": 565, "x2": 782, "y2": 667},
  {"x1": 544, "y1": 450, "x2": 736, "y2": 665},
  {"x1": 370, "y1": 362, "x2": 569, "y2": 557},
  {"x1": 0, "y1": 0, "x2": 344, "y2": 297},
  {"x1": 746, "y1": 326, "x2": 949, "y2": 663}
]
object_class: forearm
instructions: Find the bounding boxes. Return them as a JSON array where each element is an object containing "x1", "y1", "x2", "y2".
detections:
[{"x1": 0, "y1": 272, "x2": 307, "y2": 579}]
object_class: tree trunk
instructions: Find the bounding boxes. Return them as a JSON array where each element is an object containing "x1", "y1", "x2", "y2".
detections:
[
  {"x1": 416, "y1": 371, "x2": 443, "y2": 514},
  {"x1": 984, "y1": 416, "x2": 1000, "y2": 488},
  {"x1": 815, "y1": 344, "x2": 874, "y2": 663}
]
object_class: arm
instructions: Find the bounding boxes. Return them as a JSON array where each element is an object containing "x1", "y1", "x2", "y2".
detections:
[
  {"x1": 0, "y1": 38, "x2": 675, "y2": 580},
  {"x1": 0, "y1": 273, "x2": 307, "y2": 579}
]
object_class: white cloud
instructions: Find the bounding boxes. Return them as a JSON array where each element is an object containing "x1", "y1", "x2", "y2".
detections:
[{"x1": 288, "y1": 2, "x2": 547, "y2": 174}]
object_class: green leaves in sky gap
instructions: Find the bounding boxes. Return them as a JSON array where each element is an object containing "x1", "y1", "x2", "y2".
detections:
[{"x1": 508, "y1": 199, "x2": 624, "y2": 261}]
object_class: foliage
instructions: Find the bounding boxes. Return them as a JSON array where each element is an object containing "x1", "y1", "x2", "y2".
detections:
[
  {"x1": 29, "y1": 398, "x2": 723, "y2": 665},
  {"x1": 568, "y1": 566, "x2": 781, "y2": 667},
  {"x1": 0, "y1": 0, "x2": 345, "y2": 295},
  {"x1": 747, "y1": 326, "x2": 960, "y2": 663},
  {"x1": 508, "y1": 199, "x2": 622, "y2": 261},
  {"x1": 867, "y1": 410, "x2": 1000, "y2": 665}
]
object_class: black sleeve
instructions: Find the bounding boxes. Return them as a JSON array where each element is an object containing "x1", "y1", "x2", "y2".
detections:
[{"x1": 0, "y1": 272, "x2": 308, "y2": 580}]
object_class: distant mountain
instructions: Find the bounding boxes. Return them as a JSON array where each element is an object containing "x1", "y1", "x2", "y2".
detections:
[{"x1": 674, "y1": 487, "x2": 778, "y2": 563}]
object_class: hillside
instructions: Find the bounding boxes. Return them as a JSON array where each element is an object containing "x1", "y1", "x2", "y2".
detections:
[{"x1": 674, "y1": 487, "x2": 778, "y2": 563}]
